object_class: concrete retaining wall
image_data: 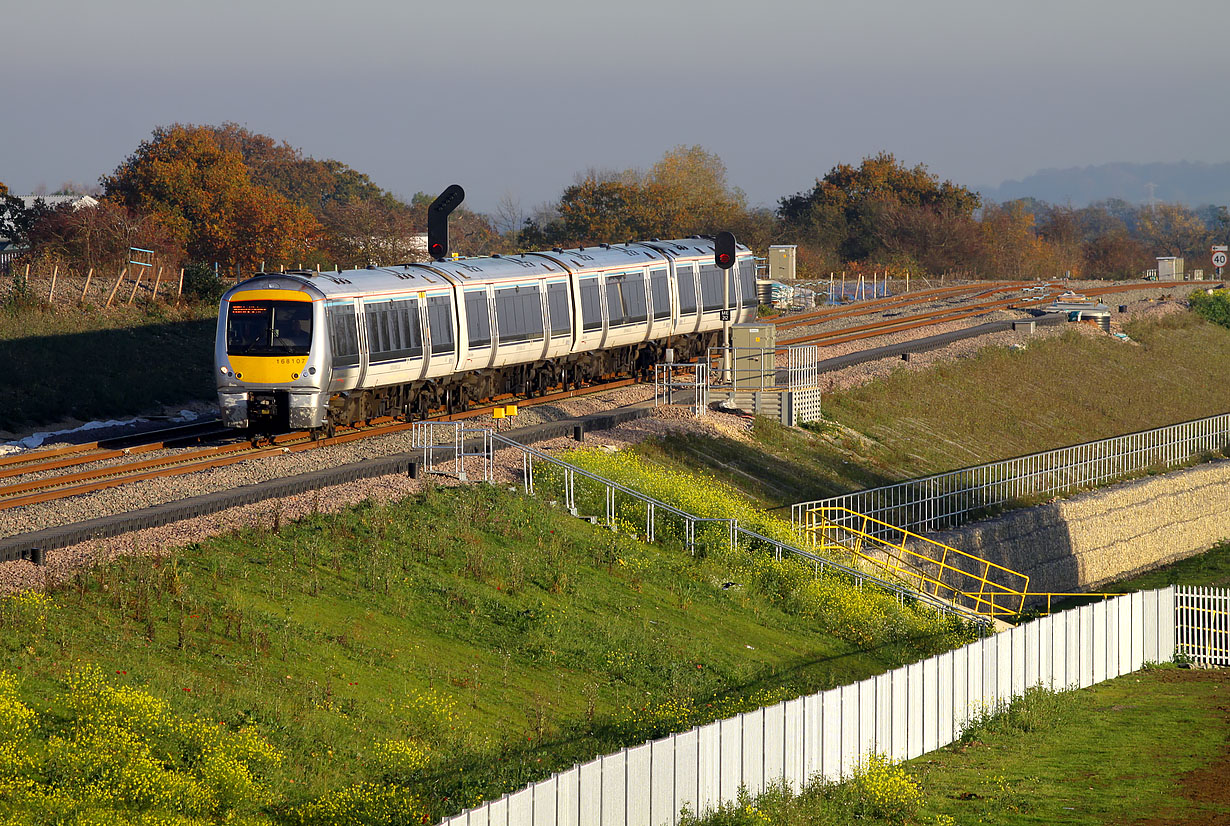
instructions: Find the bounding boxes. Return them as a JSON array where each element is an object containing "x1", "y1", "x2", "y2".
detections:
[{"x1": 926, "y1": 458, "x2": 1230, "y2": 597}]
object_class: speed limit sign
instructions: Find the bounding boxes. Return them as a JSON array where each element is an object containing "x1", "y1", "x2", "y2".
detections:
[{"x1": 1214, "y1": 251, "x2": 1228, "y2": 268}]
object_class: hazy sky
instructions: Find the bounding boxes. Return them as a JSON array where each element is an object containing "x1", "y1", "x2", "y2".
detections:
[{"x1": 3, "y1": 0, "x2": 1227, "y2": 213}]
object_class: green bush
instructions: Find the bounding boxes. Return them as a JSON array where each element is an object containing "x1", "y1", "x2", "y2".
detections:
[
  {"x1": 1188, "y1": 288, "x2": 1230, "y2": 329},
  {"x1": 181, "y1": 262, "x2": 228, "y2": 304}
]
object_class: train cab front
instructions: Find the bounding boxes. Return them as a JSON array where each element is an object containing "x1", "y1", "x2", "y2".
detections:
[{"x1": 214, "y1": 279, "x2": 329, "y2": 432}]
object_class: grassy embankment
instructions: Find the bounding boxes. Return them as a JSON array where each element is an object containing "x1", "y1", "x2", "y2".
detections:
[
  {"x1": 637, "y1": 311, "x2": 1230, "y2": 507},
  {"x1": 0, "y1": 301, "x2": 218, "y2": 434},
  {"x1": 0, "y1": 477, "x2": 976, "y2": 825}
]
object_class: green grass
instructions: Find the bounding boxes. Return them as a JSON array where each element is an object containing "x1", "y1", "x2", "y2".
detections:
[
  {"x1": 0, "y1": 301, "x2": 219, "y2": 433},
  {"x1": 684, "y1": 666, "x2": 1230, "y2": 826},
  {"x1": 1097, "y1": 540, "x2": 1230, "y2": 591},
  {"x1": 0, "y1": 483, "x2": 975, "y2": 824},
  {"x1": 636, "y1": 311, "x2": 1230, "y2": 507}
]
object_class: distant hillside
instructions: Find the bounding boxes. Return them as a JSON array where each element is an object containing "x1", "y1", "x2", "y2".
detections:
[{"x1": 981, "y1": 161, "x2": 1230, "y2": 207}]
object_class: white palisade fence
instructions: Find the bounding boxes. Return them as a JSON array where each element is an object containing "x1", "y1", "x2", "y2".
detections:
[{"x1": 443, "y1": 587, "x2": 1189, "y2": 826}]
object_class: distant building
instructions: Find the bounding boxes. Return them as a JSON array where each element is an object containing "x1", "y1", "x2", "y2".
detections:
[{"x1": 1156, "y1": 256, "x2": 1184, "y2": 281}]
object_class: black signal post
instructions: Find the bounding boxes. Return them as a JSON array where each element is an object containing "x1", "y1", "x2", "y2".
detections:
[
  {"x1": 715, "y1": 231, "x2": 736, "y2": 269},
  {"x1": 428, "y1": 184, "x2": 466, "y2": 260}
]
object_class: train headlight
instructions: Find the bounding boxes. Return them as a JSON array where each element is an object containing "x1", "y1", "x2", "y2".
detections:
[
  {"x1": 220, "y1": 366, "x2": 229, "y2": 375},
  {"x1": 308, "y1": 367, "x2": 316, "y2": 375}
]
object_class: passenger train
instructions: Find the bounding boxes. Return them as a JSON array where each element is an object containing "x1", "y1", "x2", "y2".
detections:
[{"x1": 214, "y1": 237, "x2": 757, "y2": 432}]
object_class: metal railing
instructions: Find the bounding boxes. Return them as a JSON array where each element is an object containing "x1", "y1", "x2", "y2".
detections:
[
  {"x1": 653, "y1": 362, "x2": 708, "y2": 416},
  {"x1": 1176, "y1": 585, "x2": 1229, "y2": 667},
  {"x1": 461, "y1": 427, "x2": 992, "y2": 629},
  {"x1": 410, "y1": 420, "x2": 491, "y2": 481},
  {"x1": 792, "y1": 412, "x2": 1230, "y2": 537},
  {"x1": 802, "y1": 506, "x2": 1030, "y2": 617},
  {"x1": 704, "y1": 345, "x2": 819, "y2": 392}
]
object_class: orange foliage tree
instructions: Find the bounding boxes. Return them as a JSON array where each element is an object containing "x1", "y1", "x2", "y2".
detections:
[{"x1": 101, "y1": 125, "x2": 325, "y2": 272}]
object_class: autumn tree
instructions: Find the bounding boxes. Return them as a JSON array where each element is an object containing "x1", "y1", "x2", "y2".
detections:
[
  {"x1": 101, "y1": 124, "x2": 325, "y2": 271},
  {"x1": 977, "y1": 202, "x2": 1064, "y2": 279},
  {"x1": 1082, "y1": 231, "x2": 1151, "y2": 279},
  {"x1": 208, "y1": 122, "x2": 403, "y2": 218},
  {"x1": 779, "y1": 152, "x2": 981, "y2": 264},
  {"x1": 872, "y1": 202, "x2": 984, "y2": 275},
  {"x1": 520, "y1": 146, "x2": 751, "y2": 248},
  {"x1": 1137, "y1": 203, "x2": 1209, "y2": 257},
  {"x1": 645, "y1": 145, "x2": 747, "y2": 235}
]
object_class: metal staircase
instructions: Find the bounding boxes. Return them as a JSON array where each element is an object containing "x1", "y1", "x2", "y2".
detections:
[{"x1": 801, "y1": 505, "x2": 1031, "y2": 619}]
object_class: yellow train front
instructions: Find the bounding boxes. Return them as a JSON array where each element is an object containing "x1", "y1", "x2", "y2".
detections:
[{"x1": 214, "y1": 275, "x2": 330, "y2": 431}]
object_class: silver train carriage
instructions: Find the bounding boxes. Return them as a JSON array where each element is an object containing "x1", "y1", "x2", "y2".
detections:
[{"x1": 214, "y1": 238, "x2": 757, "y2": 431}]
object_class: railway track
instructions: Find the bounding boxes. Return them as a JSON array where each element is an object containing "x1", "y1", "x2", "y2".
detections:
[
  {"x1": 776, "y1": 280, "x2": 1208, "y2": 348},
  {"x1": 4, "y1": 279, "x2": 1213, "y2": 515},
  {"x1": 770, "y1": 280, "x2": 1034, "y2": 331},
  {"x1": 0, "y1": 377, "x2": 639, "y2": 512}
]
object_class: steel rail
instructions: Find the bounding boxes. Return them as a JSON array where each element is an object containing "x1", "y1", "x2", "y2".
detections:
[
  {"x1": 771, "y1": 281, "x2": 1033, "y2": 330},
  {"x1": 0, "y1": 376, "x2": 646, "y2": 511}
]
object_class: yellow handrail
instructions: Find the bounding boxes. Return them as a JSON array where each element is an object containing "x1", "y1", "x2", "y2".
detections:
[{"x1": 804, "y1": 506, "x2": 1030, "y2": 617}]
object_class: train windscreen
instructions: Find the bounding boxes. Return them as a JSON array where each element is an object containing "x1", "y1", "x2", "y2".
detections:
[{"x1": 226, "y1": 300, "x2": 313, "y2": 356}]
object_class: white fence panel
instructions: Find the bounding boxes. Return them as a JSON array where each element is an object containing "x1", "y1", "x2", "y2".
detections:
[
  {"x1": 556, "y1": 766, "x2": 580, "y2": 826},
  {"x1": 441, "y1": 588, "x2": 1201, "y2": 826},
  {"x1": 694, "y1": 722, "x2": 718, "y2": 813},
  {"x1": 626, "y1": 744, "x2": 651, "y2": 826},
  {"x1": 921, "y1": 658, "x2": 939, "y2": 755},
  {"x1": 857, "y1": 678, "x2": 876, "y2": 766},
  {"x1": 783, "y1": 698, "x2": 804, "y2": 792},
  {"x1": 648, "y1": 738, "x2": 675, "y2": 826},
  {"x1": 887, "y1": 672, "x2": 907, "y2": 763},
  {"x1": 506, "y1": 781, "x2": 531, "y2": 821},
  {"x1": 937, "y1": 651, "x2": 954, "y2": 746},
  {"x1": 488, "y1": 795, "x2": 508, "y2": 826},
  {"x1": 802, "y1": 693, "x2": 822, "y2": 780},
  {"x1": 763, "y1": 701, "x2": 785, "y2": 788},
  {"x1": 578, "y1": 758, "x2": 601, "y2": 825},
  {"x1": 601, "y1": 752, "x2": 626, "y2": 826},
  {"x1": 821, "y1": 688, "x2": 842, "y2": 778},
  {"x1": 674, "y1": 729, "x2": 699, "y2": 819},
  {"x1": 531, "y1": 777, "x2": 556, "y2": 826},
  {"x1": 741, "y1": 708, "x2": 765, "y2": 797}
]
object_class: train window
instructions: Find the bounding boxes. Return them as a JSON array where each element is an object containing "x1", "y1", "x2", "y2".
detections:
[
  {"x1": 495, "y1": 284, "x2": 544, "y2": 344},
  {"x1": 610, "y1": 272, "x2": 647, "y2": 325},
  {"x1": 426, "y1": 295, "x2": 455, "y2": 355},
  {"x1": 700, "y1": 264, "x2": 726, "y2": 312},
  {"x1": 739, "y1": 258, "x2": 758, "y2": 308},
  {"x1": 465, "y1": 289, "x2": 491, "y2": 349},
  {"x1": 326, "y1": 302, "x2": 359, "y2": 367},
  {"x1": 365, "y1": 298, "x2": 422, "y2": 362},
  {"x1": 227, "y1": 300, "x2": 313, "y2": 357},
  {"x1": 604, "y1": 278, "x2": 625, "y2": 327},
  {"x1": 676, "y1": 264, "x2": 697, "y2": 315},
  {"x1": 580, "y1": 278, "x2": 602, "y2": 332},
  {"x1": 650, "y1": 269, "x2": 670, "y2": 320},
  {"x1": 546, "y1": 281, "x2": 571, "y2": 338}
]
